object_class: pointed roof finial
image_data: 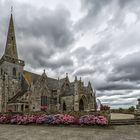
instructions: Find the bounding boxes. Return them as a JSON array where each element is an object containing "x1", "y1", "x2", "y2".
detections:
[
  {"x1": 42, "y1": 69, "x2": 47, "y2": 78},
  {"x1": 88, "y1": 81, "x2": 91, "y2": 86},
  {"x1": 80, "y1": 77, "x2": 81, "y2": 81},
  {"x1": 75, "y1": 76, "x2": 77, "y2": 82},
  {"x1": 43, "y1": 69, "x2": 46, "y2": 73},
  {"x1": 66, "y1": 73, "x2": 68, "y2": 77},
  {"x1": 11, "y1": 6, "x2": 13, "y2": 14}
]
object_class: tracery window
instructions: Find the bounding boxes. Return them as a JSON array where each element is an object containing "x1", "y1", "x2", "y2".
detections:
[
  {"x1": 1, "y1": 69, "x2": 3, "y2": 75},
  {"x1": 65, "y1": 84, "x2": 70, "y2": 92},
  {"x1": 13, "y1": 67, "x2": 16, "y2": 76},
  {"x1": 41, "y1": 96, "x2": 47, "y2": 106}
]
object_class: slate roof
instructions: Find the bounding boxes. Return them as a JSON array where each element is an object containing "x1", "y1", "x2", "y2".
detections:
[
  {"x1": 47, "y1": 77, "x2": 59, "y2": 90},
  {"x1": 23, "y1": 70, "x2": 40, "y2": 84},
  {"x1": 23, "y1": 70, "x2": 68, "y2": 91},
  {"x1": 9, "y1": 70, "x2": 89, "y2": 103}
]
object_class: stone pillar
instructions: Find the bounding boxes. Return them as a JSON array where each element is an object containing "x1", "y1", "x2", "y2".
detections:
[
  {"x1": 137, "y1": 99, "x2": 140, "y2": 110},
  {"x1": 3, "y1": 74, "x2": 9, "y2": 112},
  {"x1": 74, "y1": 96, "x2": 79, "y2": 111},
  {"x1": 17, "y1": 104, "x2": 21, "y2": 112},
  {"x1": 138, "y1": 99, "x2": 140, "y2": 106},
  {"x1": 74, "y1": 80, "x2": 79, "y2": 111},
  {"x1": 0, "y1": 76, "x2": 3, "y2": 112},
  {"x1": 57, "y1": 89, "x2": 60, "y2": 111}
]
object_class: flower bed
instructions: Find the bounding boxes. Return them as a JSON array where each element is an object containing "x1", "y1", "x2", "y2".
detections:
[{"x1": 0, "y1": 114, "x2": 108, "y2": 126}]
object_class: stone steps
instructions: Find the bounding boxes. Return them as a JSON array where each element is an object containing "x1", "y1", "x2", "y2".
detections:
[{"x1": 111, "y1": 119, "x2": 140, "y2": 125}]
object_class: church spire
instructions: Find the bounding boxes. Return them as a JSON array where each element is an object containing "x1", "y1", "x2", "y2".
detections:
[{"x1": 4, "y1": 8, "x2": 18, "y2": 59}]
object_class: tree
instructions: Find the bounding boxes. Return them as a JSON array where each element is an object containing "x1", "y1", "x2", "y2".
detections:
[{"x1": 128, "y1": 106, "x2": 135, "y2": 113}]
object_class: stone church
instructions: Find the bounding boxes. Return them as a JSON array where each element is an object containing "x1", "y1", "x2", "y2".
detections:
[{"x1": 0, "y1": 12, "x2": 96, "y2": 113}]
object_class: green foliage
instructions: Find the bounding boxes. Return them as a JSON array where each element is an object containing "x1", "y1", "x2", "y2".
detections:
[
  {"x1": 111, "y1": 106, "x2": 135, "y2": 114},
  {"x1": 128, "y1": 106, "x2": 135, "y2": 112}
]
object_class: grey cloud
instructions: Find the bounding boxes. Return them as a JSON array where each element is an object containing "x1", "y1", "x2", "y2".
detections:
[
  {"x1": 97, "y1": 82, "x2": 140, "y2": 91},
  {"x1": 74, "y1": 68, "x2": 95, "y2": 76},
  {"x1": 118, "y1": 0, "x2": 138, "y2": 8},
  {"x1": 75, "y1": 0, "x2": 112, "y2": 30},
  {"x1": 96, "y1": 90, "x2": 130, "y2": 97},
  {"x1": 81, "y1": 0, "x2": 111, "y2": 17},
  {"x1": 0, "y1": 1, "x2": 75, "y2": 71},
  {"x1": 77, "y1": 0, "x2": 140, "y2": 31},
  {"x1": 16, "y1": 7, "x2": 74, "y2": 49},
  {"x1": 72, "y1": 47, "x2": 91, "y2": 59},
  {"x1": 21, "y1": 44, "x2": 73, "y2": 69},
  {"x1": 42, "y1": 57, "x2": 73, "y2": 69},
  {"x1": 108, "y1": 52, "x2": 140, "y2": 82},
  {"x1": 91, "y1": 40, "x2": 111, "y2": 55}
]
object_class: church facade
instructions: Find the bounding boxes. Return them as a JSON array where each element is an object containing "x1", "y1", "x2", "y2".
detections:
[{"x1": 0, "y1": 13, "x2": 96, "y2": 113}]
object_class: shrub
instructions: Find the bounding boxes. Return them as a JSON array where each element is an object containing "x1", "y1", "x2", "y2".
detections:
[{"x1": 0, "y1": 114, "x2": 108, "y2": 126}]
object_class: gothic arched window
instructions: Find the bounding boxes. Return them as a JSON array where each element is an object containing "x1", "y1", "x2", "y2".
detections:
[
  {"x1": 1, "y1": 69, "x2": 3, "y2": 75},
  {"x1": 13, "y1": 67, "x2": 16, "y2": 76},
  {"x1": 65, "y1": 84, "x2": 70, "y2": 92},
  {"x1": 41, "y1": 96, "x2": 47, "y2": 106},
  {"x1": 63, "y1": 102, "x2": 66, "y2": 111}
]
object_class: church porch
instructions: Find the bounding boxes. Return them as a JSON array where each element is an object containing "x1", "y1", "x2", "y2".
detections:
[{"x1": 7, "y1": 102, "x2": 29, "y2": 112}]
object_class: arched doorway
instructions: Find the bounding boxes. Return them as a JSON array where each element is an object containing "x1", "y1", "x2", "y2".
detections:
[
  {"x1": 79, "y1": 99, "x2": 84, "y2": 111},
  {"x1": 63, "y1": 102, "x2": 66, "y2": 111},
  {"x1": 79, "y1": 96, "x2": 88, "y2": 111}
]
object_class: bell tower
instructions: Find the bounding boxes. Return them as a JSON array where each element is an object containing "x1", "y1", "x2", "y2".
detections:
[{"x1": 0, "y1": 8, "x2": 24, "y2": 79}]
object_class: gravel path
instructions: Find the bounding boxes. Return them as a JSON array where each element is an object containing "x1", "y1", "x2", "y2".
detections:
[{"x1": 0, "y1": 124, "x2": 140, "y2": 140}]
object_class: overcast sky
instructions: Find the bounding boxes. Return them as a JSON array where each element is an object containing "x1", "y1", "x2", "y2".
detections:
[{"x1": 0, "y1": 0, "x2": 140, "y2": 108}]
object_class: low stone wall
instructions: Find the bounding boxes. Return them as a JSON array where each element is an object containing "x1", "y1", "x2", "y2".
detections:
[{"x1": 134, "y1": 112, "x2": 140, "y2": 119}]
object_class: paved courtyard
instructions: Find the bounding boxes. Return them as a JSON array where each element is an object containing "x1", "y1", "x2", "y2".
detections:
[
  {"x1": 0, "y1": 124, "x2": 140, "y2": 140},
  {"x1": 111, "y1": 113, "x2": 134, "y2": 120}
]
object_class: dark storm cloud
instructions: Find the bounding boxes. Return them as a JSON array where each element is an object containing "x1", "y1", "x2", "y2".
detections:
[
  {"x1": 0, "y1": 1, "x2": 75, "y2": 71},
  {"x1": 81, "y1": 0, "x2": 140, "y2": 17},
  {"x1": 108, "y1": 52, "x2": 140, "y2": 82},
  {"x1": 96, "y1": 90, "x2": 132, "y2": 98},
  {"x1": 97, "y1": 82, "x2": 140, "y2": 91},
  {"x1": 75, "y1": 0, "x2": 110, "y2": 30},
  {"x1": 74, "y1": 68, "x2": 95, "y2": 76},
  {"x1": 35, "y1": 56, "x2": 73, "y2": 69},
  {"x1": 118, "y1": 0, "x2": 137, "y2": 8},
  {"x1": 16, "y1": 7, "x2": 74, "y2": 49},
  {"x1": 94, "y1": 52, "x2": 140, "y2": 91},
  {"x1": 19, "y1": 43, "x2": 73, "y2": 69},
  {"x1": 77, "y1": 0, "x2": 140, "y2": 31}
]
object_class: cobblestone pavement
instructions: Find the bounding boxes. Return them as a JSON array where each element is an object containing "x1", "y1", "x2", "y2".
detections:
[{"x1": 0, "y1": 124, "x2": 140, "y2": 140}]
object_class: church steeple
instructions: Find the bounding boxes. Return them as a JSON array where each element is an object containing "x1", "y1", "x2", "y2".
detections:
[{"x1": 4, "y1": 9, "x2": 18, "y2": 59}]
